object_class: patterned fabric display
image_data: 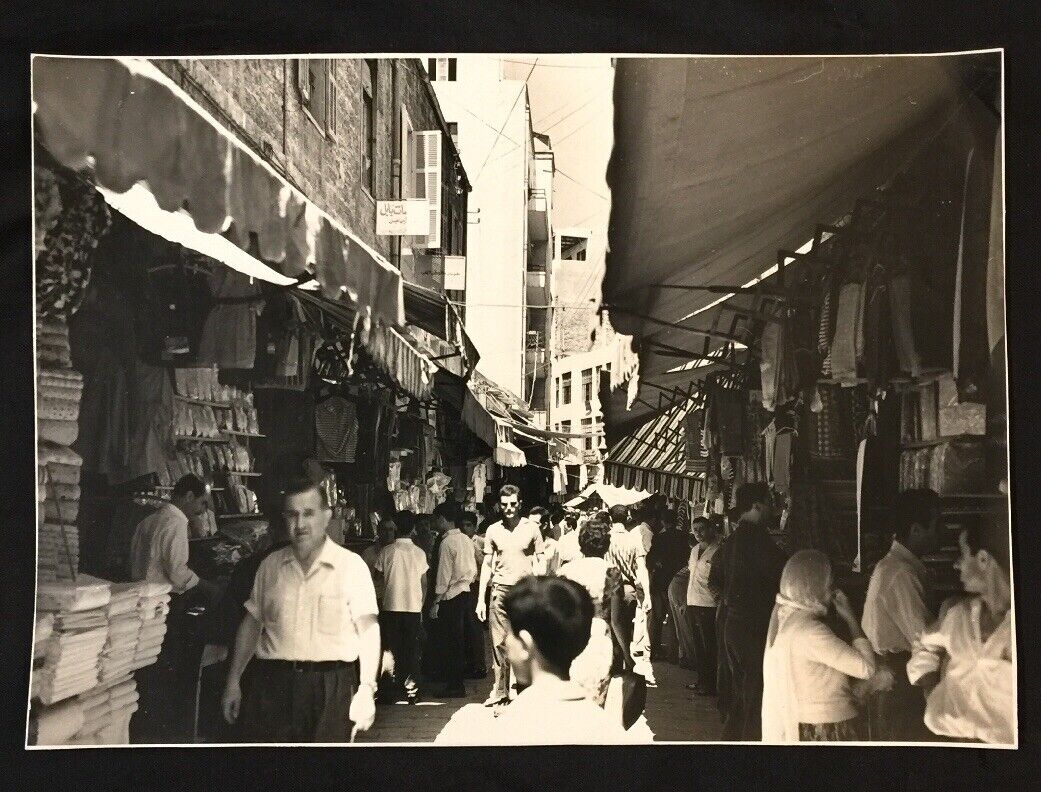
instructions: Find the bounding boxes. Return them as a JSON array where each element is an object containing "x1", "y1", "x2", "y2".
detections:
[{"x1": 36, "y1": 171, "x2": 112, "y2": 322}]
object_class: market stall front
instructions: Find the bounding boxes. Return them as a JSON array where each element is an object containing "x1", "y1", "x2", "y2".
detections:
[
  {"x1": 601, "y1": 54, "x2": 1006, "y2": 591},
  {"x1": 29, "y1": 55, "x2": 492, "y2": 746},
  {"x1": 603, "y1": 55, "x2": 993, "y2": 378}
]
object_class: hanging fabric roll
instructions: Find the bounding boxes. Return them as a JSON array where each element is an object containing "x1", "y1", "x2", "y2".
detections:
[{"x1": 829, "y1": 282, "x2": 864, "y2": 385}]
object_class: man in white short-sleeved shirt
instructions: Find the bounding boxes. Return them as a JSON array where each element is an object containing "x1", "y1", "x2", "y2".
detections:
[
  {"x1": 374, "y1": 510, "x2": 429, "y2": 702},
  {"x1": 220, "y1": 479, "x2": 380, "y2": 742}
]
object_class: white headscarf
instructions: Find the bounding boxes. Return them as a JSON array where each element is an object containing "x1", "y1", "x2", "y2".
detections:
[{"x1": 761, "y1": 549, "x2": 832, "y2": 744}]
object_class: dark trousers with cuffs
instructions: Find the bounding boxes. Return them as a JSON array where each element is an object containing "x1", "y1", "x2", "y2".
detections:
[
  {"x1": 463, "y1": 585, "x2": 486, "y2": 675},
  {"x1": 380, "y1": 611, "x2": 422, "y2": 694},
  {"x1": 690, "y1": 605, "x2": 718, "y2": 694},
  {"x1": 434, "y1": 592, "x2": 469, "y2": 691},
  {"x1": 239, "y1": 659, "x2": 358, "y2": 743},
  {"x1": 721, "y1": 611, "x2": 768, "y2": 742},
  {"x1": 869, "y1": 651, "x2": 933, "y2": 742}
]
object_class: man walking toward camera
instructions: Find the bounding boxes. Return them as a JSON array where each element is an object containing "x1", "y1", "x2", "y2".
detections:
[
  {"x1": 220, "y1": 478, "x2": 380, "y2": 742},
  {"x1": 475, "y1": 484, "x2": 544, "y2": 707}
]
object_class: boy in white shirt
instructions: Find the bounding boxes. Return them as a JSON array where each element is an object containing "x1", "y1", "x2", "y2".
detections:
[{"x1": 491, "y1": 576, "x2": 633, "y2": 744}]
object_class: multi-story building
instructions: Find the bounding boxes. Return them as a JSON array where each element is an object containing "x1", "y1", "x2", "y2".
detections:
[
  {"x1": 151, "y1": 57, "x2": 469, "y2": 300},
  {"x1": 428, "y1": 56, "x2": 554, "y2": 408}
]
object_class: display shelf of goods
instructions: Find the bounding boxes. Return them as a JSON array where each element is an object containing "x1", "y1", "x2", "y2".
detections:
[
  {"x1": 174, "y1": 434, "x2": 228, "y2": 443},
  {"x1": 901, "y1": 435, "x2": 989, "y2": 450},
  {"x1": 226, "y1": 471, "x2": 262, "y2": 477},
  {"x1": 222, "y1": 430, "x2": 266, "y2": 438},
  {"x1": 174, "y1": 394, "x2": 233, "y2": 409}
]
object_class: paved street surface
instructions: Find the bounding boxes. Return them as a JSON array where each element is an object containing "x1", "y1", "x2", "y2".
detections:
[{"x1": 360, "y1": 659, "x2": 723, "y2": 744}]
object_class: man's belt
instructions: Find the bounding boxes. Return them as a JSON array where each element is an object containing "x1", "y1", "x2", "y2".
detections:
[{"x1": 255, "y1": 658, "x2": 356, "y2": 673}]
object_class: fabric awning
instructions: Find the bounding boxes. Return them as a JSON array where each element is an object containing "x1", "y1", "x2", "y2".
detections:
[
  {"x1": 33, "y1": 55, "x2": 404, "y2": 327},
  {"x1": 604, "y1": 56, "x2": 966, "y2": 378},
  {"x1": 595, "y1": 482, "x2": 652, "y2": 509},
  {"x1": 604, "y1": 389, "x2": 705, "y2": 502}
]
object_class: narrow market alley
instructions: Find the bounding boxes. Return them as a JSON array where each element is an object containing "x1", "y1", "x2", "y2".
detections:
[{"x1": 361, "y1": 660, "x2": 722, "y2": 744}]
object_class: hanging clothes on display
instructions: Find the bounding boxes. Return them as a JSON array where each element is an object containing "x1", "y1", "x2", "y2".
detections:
[
  {"x1": 138, "y1": 247, "x2": 214, "y2": 364},
  {"x1": 197, "y1": 261, "x2": 263, "y2": 370},
  {"x1": 70, "y1": 285, "x2": 136, "y2": 484},
  {"x1": 123, "y1": 363, "x2": 175, "y2": 483},
  {"x1": 712, "y1": 384, "x2": 745, "y2": 458},
  {"x1": 36, "y1": 169, "x2": 112, "y2": 322},
  {"x1": 255, "y1": 292, "x2": 314, "y2": 389},
  {"x1": 760, "y1": 309, "x2": 800, "y2": 412},
  {"x1": 829, "y1": 281, "x2": 865, "y2": 385},
  {"x1": 314, "y1": 395, "x2": 360, "y2": 464}
]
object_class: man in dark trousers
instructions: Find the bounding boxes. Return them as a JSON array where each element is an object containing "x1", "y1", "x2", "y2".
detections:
[
  {"x1": 221, "y1": 478, "x2": 380, "y2": 742},
  {"x1": 428, "y1": 501, "x2": 479, "y2": 697},
  {"x1": 709, "y1": 483, "x2": 787, "y2": 741}
]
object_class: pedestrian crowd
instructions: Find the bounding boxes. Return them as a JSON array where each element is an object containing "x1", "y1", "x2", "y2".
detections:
[{"x1": 132, "y1": 473, "x2": 1012, "y2": 744}]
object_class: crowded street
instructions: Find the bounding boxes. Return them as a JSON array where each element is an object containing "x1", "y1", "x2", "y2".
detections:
[{"x1": 27, "y1": 52, "x2": 1012, "y2": 748}]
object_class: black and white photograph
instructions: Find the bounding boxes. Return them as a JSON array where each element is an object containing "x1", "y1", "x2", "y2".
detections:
[{"x1": 24, "y1": 50, "x2": 1012, "y2": 749}]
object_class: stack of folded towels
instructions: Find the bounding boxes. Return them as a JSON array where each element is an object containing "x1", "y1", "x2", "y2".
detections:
[
  {"x1": 37, "y1": 319, "x2": 84, "y2": 582},
  {"x1": 34, "y1": 579, "x2": 112, "y2": 706},
  {"x1": 37, "y1": 441, "x2": 83, "y2": 582},
  {"x1": 65, "y1": 674, "x2": 140, "y2": 745},
  {"x1": 100, "y1": 583, "x2": 146, "y2": 684},
  {"x1": 32, "y1": 576, "x2": 171, "y2": 746},
  {"x1": 133, "y1": 582, "x2": 173, "y2": 671}
]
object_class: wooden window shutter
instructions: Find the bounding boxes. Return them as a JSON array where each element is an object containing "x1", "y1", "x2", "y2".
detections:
[
  {"x1": 415, "y1": 130, "x2": 442, "y2": 250},
  {"x1": 326, "y1": 64, "x2": 338, "y2": 138},
  {"x1": 297, "y1": 59, "x2": 311, "y2": 103}
]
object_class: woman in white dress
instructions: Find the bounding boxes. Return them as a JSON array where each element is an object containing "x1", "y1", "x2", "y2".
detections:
[{"x1": 558, "y1": 515, "x2": 621, "y2": 707}]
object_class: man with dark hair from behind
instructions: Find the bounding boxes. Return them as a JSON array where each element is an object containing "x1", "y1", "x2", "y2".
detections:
[
  {"x1": 428, "y1": 500, "x2": 479, "y2": 698},
  {"x1": 488, "y1": 576, "x2": 630, "y2": 743},
  {"x1": 708, "y1": 481, "x2": 787, "y2": 741},
  {"x1": 374, "y1": 509, "x2": 429, "y2": 704},
  {"x1": 130, "y1": 473, "x2": 219, "y2": 609},
  {"x1": 221, "y1": 478, "x2": 380, "y2": 742},
  {"x1": 862, "y1": 488, "x2": 941, "y2": 741},
  {"x1": 605, "y1": 503, "x2": 653, "y2": 682}
]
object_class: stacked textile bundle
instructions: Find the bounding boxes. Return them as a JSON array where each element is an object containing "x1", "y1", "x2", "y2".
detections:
[
  {"x1": 34, "y1": 579, "x2": 111, "y2": 705},
  {"x1": 66, "y1": 674, "x2": 140, "y2": 745},
  {"x1": 34, "y1": 673, "x2": 141, "y2": 746},
  {"x1": 37, "y1": 520, "x2": 79, "y2": 582},
  {"x1": 37, "y1": 320, "x2": 84, "y2": 582},
  {"x1": 132, "y1": 582, "x2": 173, "y2": 671},
  {"x1": 100, "y1": 583, "x2": 146, "y2": 684},
  {"x1": 31, "y1": 578, "x2": 172, "y2": 745}
]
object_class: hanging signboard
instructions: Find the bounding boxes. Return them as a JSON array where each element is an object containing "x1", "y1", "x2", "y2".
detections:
[
  {"x1": 443, "y1": 255, "x2": 466, "y2": 291},
  {"x1": 376, "y1": 200, "x2": 428, "y2": 236}
]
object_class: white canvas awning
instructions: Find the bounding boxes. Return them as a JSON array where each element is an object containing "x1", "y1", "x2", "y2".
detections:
[
  {"x1": 604, "y1": 56, "x2": 970, "y2": 378},
  {"x1": 33, "y1": 55, "x2": 405, "y2": 327}
]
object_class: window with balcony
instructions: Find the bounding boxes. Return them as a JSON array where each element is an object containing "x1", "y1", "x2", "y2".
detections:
[{"x1": 561, "y1": 372, "x2": 572, "y2": 405}]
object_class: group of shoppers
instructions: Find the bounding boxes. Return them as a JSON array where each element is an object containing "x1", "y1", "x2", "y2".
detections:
[
  {"x1": 645, "y1": 481, "x2": 1013, "y2": 744},
  {"x1": 125, "y1": 470, "x2": 1013, "y2": 745}
]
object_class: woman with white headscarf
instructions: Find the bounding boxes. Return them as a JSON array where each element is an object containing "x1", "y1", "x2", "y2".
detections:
[{"x1": 762, "y1": 549, "x2": 877, "y2": 742}]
